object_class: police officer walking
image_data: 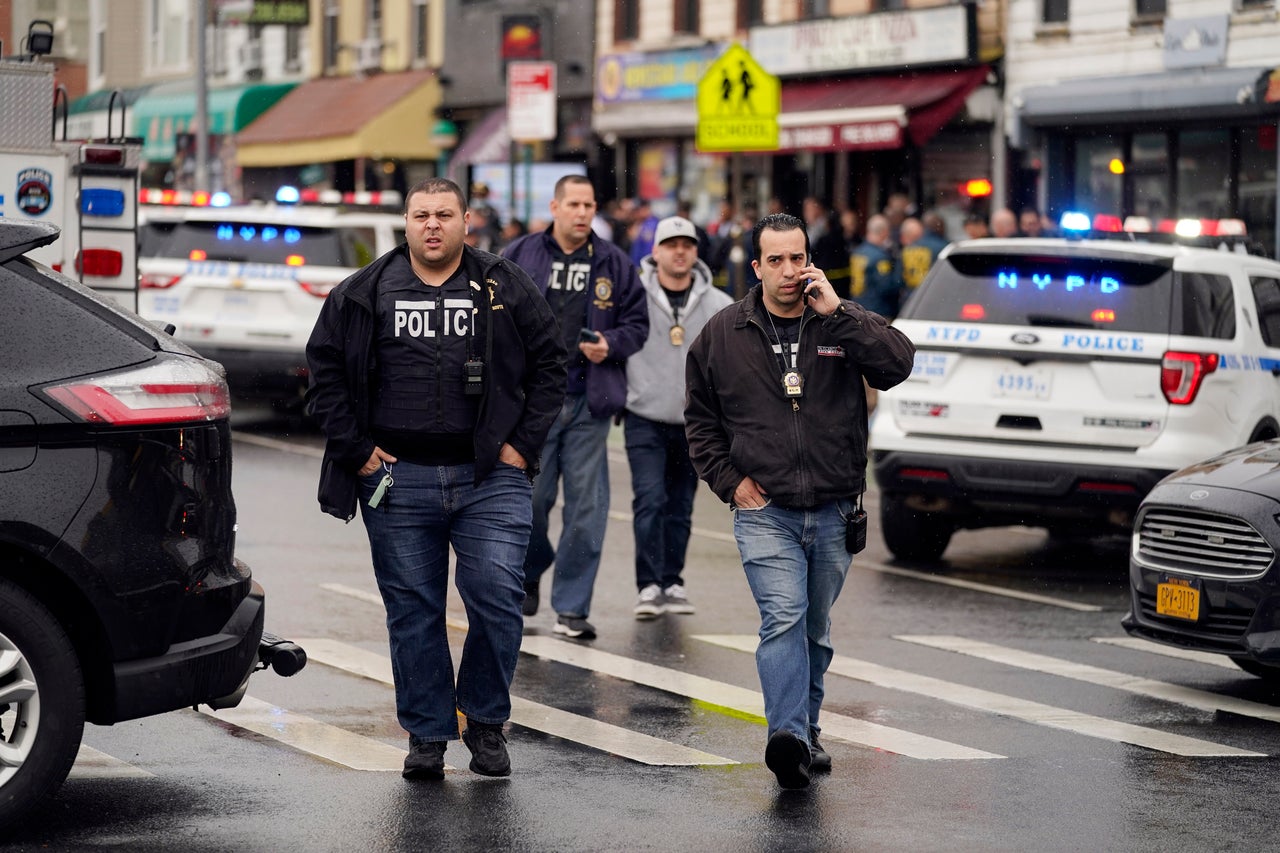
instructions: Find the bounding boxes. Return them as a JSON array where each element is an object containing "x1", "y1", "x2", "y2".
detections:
[
  {"x1": 306, "y1": 178, "x2": 566, "y2": 781},
  {"x1": 684, "y1": 213, "x2": 915, "y2": 789},
  {"x1": 851, "y1": 214, "x2": 903, "y2": 319}
]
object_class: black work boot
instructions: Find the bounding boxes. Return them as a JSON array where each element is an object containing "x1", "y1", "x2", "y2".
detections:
[
  {"x1": 403, "y1": 738, "x2": 446, "y2": 780},
  {"x1": 809, "y1": 727, "x2": 832, "y2": 773},
  {"x1": 764, "y1": 730, "x2": 811, "y2": 789},
  {"x1": 462, "y1": 720, "x2": 511, "y2": 777},
  {"x1": 521, "y1": 580, "x2": 540, "y2": 617}
]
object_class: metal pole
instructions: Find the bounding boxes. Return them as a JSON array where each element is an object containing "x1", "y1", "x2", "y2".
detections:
[
  {"x1": 523, "y1": 143, "x2": 533, "y2": 226},
  {"x1": 1274, "y1": 120, "x2": 1279, "y2": 258},
  {"x1": 195, "y1": 0, "x2": 210, "y2": 193}
]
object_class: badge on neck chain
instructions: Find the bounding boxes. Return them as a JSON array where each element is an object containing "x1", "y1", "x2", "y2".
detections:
[
  {"x1": 782, "y1": 369, "x2": 804, "y2": 398},
  {"x1": 669, "y1": 324, "x2": 685, "y2": 346}
]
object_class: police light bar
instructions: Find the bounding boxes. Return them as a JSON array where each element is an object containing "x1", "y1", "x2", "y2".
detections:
[
  {"x1": 296, "y1": 188, "x2": 403, "y2": 207},
  {"x1": 1059, "y1": 211, "x2": 1092, "y2": 232},
  {"x1": 139, "y1": 189, "x2": 214, "y2": 207}
]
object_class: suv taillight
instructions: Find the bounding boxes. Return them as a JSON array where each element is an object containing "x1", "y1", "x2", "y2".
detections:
[
  {"x1": 1161, "y1": 351, "x2": 1218, "y2": 405},
  {"x1": 299, "y1": 280, "x2": 338, "y2": 298},
  {"x1": 42, "y1": 359, "x2": 231, "y2": 425},
  {"x1": 140, "y1": 273, "x2": 181, "y2": 289}
]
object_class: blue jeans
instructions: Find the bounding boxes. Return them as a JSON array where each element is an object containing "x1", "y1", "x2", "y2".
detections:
[
  {"x1": 523, "y1": 393, "x2": 611, "y2": 618},
  {"x1": 624, "y1": 414, "x2": 698, "y2": 590},
  {"x1": 733, "y1": 500, "x2": 854, "y2": 744},
  {"x1": 359, "y1": 460, "x2": 532, "y2": 741}
]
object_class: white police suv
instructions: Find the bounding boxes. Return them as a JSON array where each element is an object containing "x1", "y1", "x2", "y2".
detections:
[
  {"x1": 871, "y1": 217, "x2": 1280, "y2": 561},
  {"x1": 137, "y1": 189, "x2": 405, "y2": 406}
]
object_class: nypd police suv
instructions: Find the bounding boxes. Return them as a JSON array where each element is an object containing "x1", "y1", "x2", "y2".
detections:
[{"x1": 872, "y1": 217, "x2": 1280, "y2": 561}]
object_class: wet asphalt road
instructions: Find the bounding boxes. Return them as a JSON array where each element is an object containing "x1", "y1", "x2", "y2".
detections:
[{"x1": 7, "y1": 405, "x2": 1280, "y2": 852}]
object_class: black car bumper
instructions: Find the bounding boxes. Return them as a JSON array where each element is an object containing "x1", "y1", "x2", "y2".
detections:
[
  {"x1": 191, "y1": 345, "x2": 309, "y2": 399},
  {"x1": 873, "y1": 449, "x2": 1171, "y2": 530},
  {"x1": 104, "y1": 579, "x2": 265, "y2": 723},
  {"x1": 1123, "y1": 573, "x2": 1280, "y2": 661}
]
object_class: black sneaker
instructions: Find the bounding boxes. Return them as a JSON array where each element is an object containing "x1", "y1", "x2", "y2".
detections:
[
  {"x1": 764, "y1": 730, "x2": 811, "y2": 790},
  {"x1": 462, "y1": 720, "x2": 511, "y2": 777},
  {"x1": 809, "y1": 727, "x2": 832, "y2": 773},
  {"x1": 521, "y1": 580, "x2": 540, "y2": 617},
  {"x1": 403, "y1": 738, "x2": 446, "y2": 780},
  {"x1": 553, "y1": 614, "x2": 597, "y2": 640}
]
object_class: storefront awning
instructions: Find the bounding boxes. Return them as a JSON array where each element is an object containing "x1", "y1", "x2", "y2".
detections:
[
  {"x1": 776, "y1": 66, "x2": 989, "y2": 153},
  {"x1": 64, "y1": 85, "x2": 154, "y2": 140},
  {"x1": 235, "y1": 70, "x2": 443, "y2": 167},
  {"x1": 447, "y1": 107, "x2": 510, "y2": 185},
  {"x1": 131, "y1": 81, "x2": 296, "y2": 161},
  {"x1": 1017, "y1": 66, "x2": 1277, "y2": 129},
  {"x1": 592, "y1": 100, "x2": 700, "y2": 138}
]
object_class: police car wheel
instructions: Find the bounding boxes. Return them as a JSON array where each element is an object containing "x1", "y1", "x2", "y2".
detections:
[{"x1": 881, "y1": 495, "x2": 954, "y2": 563}]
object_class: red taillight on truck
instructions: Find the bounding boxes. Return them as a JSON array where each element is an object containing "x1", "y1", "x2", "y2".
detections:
[
  {"x1": 1161, "y1": 351, "x2": 1218, "y2": 405},
  {"x1": 42, "y1": 359, "x2": 231, "y2": 425},
  {"x1": 299, "y1": 280, "x2": 338, "y2": 298},
  {"x1": 140, "y1": 273, "x2": 181, "y2": 289}
]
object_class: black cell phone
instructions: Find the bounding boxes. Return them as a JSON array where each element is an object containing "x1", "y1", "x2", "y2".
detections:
[
  {"x1": 578, "y1": 328, "x2": 601, "y2": 344},
  {"x1": 846, "y1": 509, "x2": 867, "y2": 554}
]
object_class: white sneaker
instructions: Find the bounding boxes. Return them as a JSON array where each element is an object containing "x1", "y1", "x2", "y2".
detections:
[
  {"x1": 662, "y1": 583, "x2": 695, "y2": 614},
  {"x1": 633, "y1": 584, "x2": 665, "y2": 619}
]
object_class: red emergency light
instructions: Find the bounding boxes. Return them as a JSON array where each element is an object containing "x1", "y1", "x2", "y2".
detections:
[{"x1": 75, "y1": 249, "x2": 124, "y2": 278}]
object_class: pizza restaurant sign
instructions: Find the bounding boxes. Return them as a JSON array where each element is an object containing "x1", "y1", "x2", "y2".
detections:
[{"x1": 749, "y1": 5, "x2": 972, "y2": 76}]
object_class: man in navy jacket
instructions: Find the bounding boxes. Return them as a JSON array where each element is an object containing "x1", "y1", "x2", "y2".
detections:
[{"x1": 503, "y1": 175, "x2": 649, "y2": 639}]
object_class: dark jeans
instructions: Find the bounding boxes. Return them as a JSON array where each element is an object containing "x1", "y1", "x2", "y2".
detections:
[
  {"x1": 359, "y1": 460, "x2": 531, "y2": 741},
  {"x1": 624, "y1": 413, "x2": 698, "y2": 591}
]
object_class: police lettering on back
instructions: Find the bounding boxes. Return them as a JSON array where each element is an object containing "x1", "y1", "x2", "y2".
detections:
[
  {"x1": 392, "y1": 298, "x2": 475, "y2": 338},
  {"x1": 547, "y1": 260, "x2": 591, "y2": 293}
]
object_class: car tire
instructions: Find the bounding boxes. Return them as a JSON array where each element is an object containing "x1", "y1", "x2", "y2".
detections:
[
  {"x1": 1228, "y1": 657, "x2": 1280, "y2": 682},
  {"x1": 881, "y1": 495, "x2": 955, "y2": 562},
  {"x1": 0, "y1": 578, "x2": 86, "y2": 830}
]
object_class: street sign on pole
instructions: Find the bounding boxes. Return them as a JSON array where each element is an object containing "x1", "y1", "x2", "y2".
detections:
[
  {"x1": 696, "y1": 43, "x2": 779, "y2": 153},
  {"x1": 507, "y1": 61, "x2": 557, "y2": 142}
]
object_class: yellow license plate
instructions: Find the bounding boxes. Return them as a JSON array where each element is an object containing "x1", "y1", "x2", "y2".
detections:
[{"x1": 1156, "y1": 581, "x2": 1200, "y2": 621}]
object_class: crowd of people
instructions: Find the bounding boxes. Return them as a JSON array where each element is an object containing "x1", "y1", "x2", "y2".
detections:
[{"x1": 310, "y1": 172, "x2": 1081, "y2": 789}]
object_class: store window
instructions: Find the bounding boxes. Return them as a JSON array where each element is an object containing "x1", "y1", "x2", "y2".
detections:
[
  {"x1": 1133, "y1": 0, "x2": 1166, "y2": 20},
  {"x1": 738, "y1": 0, "x2": 764, "y2": 29},
  {"x1": 148, "y1": 0, "x2": 191, "y2": 72},
  {"x1": 412, "y1": 0, "x2": 429, "y2": 62},
  {"x1": 1239, "y1": 126, "x2": 1277, "y2": 255},
  {"x1": 1074, "y1": 135, "x2": 1123, "y2": 216},
  {"x1": 324, "y1": 3, "x2": 340, "y2": 71},
  {"x1": 615, "y1": 0, "x2": 640, "y2": 40},
  {"x1": 1042, "y1": 0, "x2": 1069, "y2": 24},
  {"x1": 1129, "y1": 132, "x2": 1169, "y2": 219},
  {"x1": 800, "y1": 0, "x2": 831, "y2": 16},
  {"x1": 1177, "y1": 129, "x2": 1230, "y2": 219},
  {"x1": 674, "y1": 0, "x2": 699, "y2": 34}
]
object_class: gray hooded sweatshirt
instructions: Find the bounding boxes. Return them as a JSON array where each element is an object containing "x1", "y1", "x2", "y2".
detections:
[{"x1": 625, "y1": 254, "x2": 733, "y2": 424}]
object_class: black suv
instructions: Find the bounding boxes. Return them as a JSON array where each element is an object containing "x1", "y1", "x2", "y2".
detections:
[{"x1": 0, "y1": 220, "x2": 302, "y2": 827}]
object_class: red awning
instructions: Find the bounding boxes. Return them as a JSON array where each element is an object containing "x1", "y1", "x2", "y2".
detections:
[{"x1": 776, "y1": 66, "x2": 989, "y2": 153}]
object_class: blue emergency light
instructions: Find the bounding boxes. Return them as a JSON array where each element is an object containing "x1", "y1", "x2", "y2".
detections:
[
  {"x1": 210, "y1": 191, "x2": 232, "y2": 207},
  {"x1": 1059, "y1": 211, "x2": 1092, "y2": 232},
  {"x1": 80, "y1": 188, "x2": 126, "y2": 217},
  {"x1": 276, "y1": 185, "x2": 300, "y2": 204}
]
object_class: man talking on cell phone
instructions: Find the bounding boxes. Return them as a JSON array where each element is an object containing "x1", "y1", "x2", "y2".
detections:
[
  {"x1": 684, "y1": 213, "x2": 915, "y2": 789},
  {"x1": 502, "y1": 175, "x2": 648, "y2": 640}
]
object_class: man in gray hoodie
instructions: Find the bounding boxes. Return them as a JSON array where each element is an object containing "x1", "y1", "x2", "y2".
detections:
[{"x1": 625, "y1": 216, "x2": 733, "y2": 619}]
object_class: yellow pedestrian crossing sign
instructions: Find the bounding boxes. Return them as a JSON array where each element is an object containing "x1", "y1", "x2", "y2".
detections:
[{"x1": 696, "y1": 43, "x2": 780, "y2": 153}]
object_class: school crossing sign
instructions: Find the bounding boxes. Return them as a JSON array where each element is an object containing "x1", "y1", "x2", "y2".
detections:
[{"x1": 696, "y1": 43, "x2": 780, "y2": 152}]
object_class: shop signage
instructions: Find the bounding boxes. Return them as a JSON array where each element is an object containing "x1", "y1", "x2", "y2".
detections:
[
  {"x1": 596, "y1": 45, "x2": 722, "y2": 105},
  {"x1": 696, "y1": 43, "x2": 779, "y2": 153},
  {"x1": 1163, "y1": 16, "x2": 1228, "y2": 70},
  {"x1": 748, "y1": 6, "x2": 971, "y2": 77},
  {"x1": 247, "y1": 0, "x2": 309, "y2": 26},
  {"x1": 776, "y1": 121, "x2": 903, "y2": 153},
  {"x1": 508, "y1": 61, "x2": 557, "y2": 142}
]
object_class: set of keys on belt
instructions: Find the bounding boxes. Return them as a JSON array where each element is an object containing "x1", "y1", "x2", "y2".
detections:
[{"x1": 368, "y1": 461, "x2": 394, "y2": 508}]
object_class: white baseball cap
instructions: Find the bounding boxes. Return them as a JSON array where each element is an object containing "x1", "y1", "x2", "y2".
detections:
[{"x1": 654, "y1": 216, "x2": 697, "y2": 246}]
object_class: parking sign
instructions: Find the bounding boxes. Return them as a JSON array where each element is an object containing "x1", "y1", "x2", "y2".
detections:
[{"x1": 507, "y1": 61, "x2": 557, "y2": 142}]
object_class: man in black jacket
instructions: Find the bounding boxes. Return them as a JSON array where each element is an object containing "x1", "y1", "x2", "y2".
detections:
[
  {"x1": 685, "y1": 213, "x2": 914, "y2": 789},
  {"x1": 305, "y1": 178, "x2": 566, "y2": 781}
]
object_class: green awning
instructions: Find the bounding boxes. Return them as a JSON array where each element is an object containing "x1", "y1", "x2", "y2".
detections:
[
  {"x1": 130, "y1": 80, "x2": 297, "y2": 161},
  {"x1": 68, "y1": 85, "x2": 154, "y2": 115}
]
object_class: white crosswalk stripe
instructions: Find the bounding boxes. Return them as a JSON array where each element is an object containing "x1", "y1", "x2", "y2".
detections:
[
  {"x1": 1091, "y1": 636, "x2": 1239, "y2": 669},
  {"x1": 69, "y1": 745, "x2": 154, "y2": 779},
  {"x1": 696, "y1": 634, "x2": 1264, "y2": 758},
  {"x1": 518, "y1": 635, "x2": 1001, "y2": 760},
  {"x1": 197, "y1": 695, "x2": 415, "y2": 771},
  {"x1": 297, "y1": 637, "x2": 737, "y2": 766},
  {"x1": 898, "y1": 634, "x2": 1280, "y2": 725}
]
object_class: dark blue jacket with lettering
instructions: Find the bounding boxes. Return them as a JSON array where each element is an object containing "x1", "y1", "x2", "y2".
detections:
[
  {"x1": 305, "y1": 243, "x2": 567, "y2": 520},
  {"x1": 503, "y1": 227, "x2": 649, "y2": 418}
]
